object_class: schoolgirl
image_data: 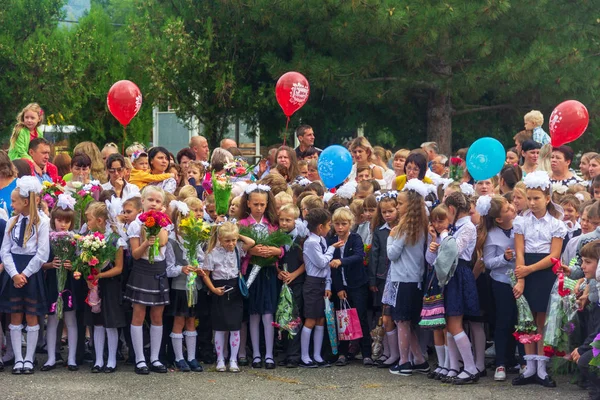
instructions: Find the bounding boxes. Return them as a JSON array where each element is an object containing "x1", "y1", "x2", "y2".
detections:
[
  {"x1": 370, "y1": 191, "x2": 400, "y2": 368},
  {"x1": 237, "y1": 183, "x2": 282, "y2": 369},
  {"x1": 0, "y1": 177, "x2": 49, "y2": 374},
  {"x1": 165, "y1": 200, "x2": 205, "y2": 372},
  {"x1": 84, "y1": 200, "x2": 128, "y2": 373},
  {"x1": 512, "y1": 171, "x2": 566, "y2": 387},
  {"x1": 202, "y1": 222, "x2": 255, "y2": 372},
  {"x1": 386, "y1": 179, "x2": 430, "y2": 376},
  {"x1": 125, "y1": 185, "x2": 171, "y2": 375},
  {"x1": 476, "y1": 195, "x2": 521, "y2": 381},
  {"x1": 41, "y1": 194, "x2": 82, "y2": 371}
]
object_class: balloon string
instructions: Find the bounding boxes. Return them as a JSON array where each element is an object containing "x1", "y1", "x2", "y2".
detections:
[
  {"x1": 123, "y1": 125, "x2": 127, "y2": 155},
  {"x1": 283, "y1": 117, "x2": 290, "y2": 147}
]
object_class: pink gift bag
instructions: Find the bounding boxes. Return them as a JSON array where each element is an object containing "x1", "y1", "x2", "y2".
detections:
[{"x1": 336, "y1": 300, "x2": 363, "y2": 341}]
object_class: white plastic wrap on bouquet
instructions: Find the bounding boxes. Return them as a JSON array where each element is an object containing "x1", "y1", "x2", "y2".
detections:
[{"x1": 245, "y1": 264, "x2": 262, "y2": 289}]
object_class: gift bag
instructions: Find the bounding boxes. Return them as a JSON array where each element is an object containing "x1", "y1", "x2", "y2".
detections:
[
  {"x1": 324, "y1": 297, "x2": 338, "y2": 355},
  {"x1": 336, "y1": 299, "x2": 363, "y2": 341}
]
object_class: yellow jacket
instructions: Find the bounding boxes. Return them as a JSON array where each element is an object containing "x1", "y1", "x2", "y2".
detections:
[
  {"x1": 129, "y1": 168, "x2": 173, "y2": 189},
  {"x1": 394, "y1": 175, "x2": 433, "y2": 191}
]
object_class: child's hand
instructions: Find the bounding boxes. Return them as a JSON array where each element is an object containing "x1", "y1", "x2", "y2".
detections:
[
  {"x1": 570, "y1": 348, "x2": 581, "y2": 363},
  {"x1": 324, "y1": 290, "x2": 332, "y2": 299},
  {"x1": 504, "y1": 247, "x2": 514, "y2": 261},
  {"x1": 332, "y1": 240, "x2": 344, "y2": 249},
  {"x1": 215, "y1": 215, "x2": 226, "y2": 224},
  {"x1": 575, "y1": 278, "x2": 584, "y2": 296},
  {"x1": 197, "y1": 269, "x2": 207, "y2": 278},
  {"x1": 13, "y1": 274, "x2": 27, "y2": 288},
  {"x1": 337, "y1": 290, "x2": 347, "y2": 300},
  {"x1": 514, "y1": 265, "x2": 531, "y2": 279},
  {"x1": 428, "y1": 242, "x2": 439, "y2": 253},
  {"x1": 284, "y1": 273, "x2": 296, "y2": 285},
  {"x1": 369, "y1": 285, "x2": 378, "y2": 293},
  {"x1": 278, "y1": 270, "x2": 289, "y2": 281},
  {"x1": 560, "y1": 264, "x2": 571, "y2": 276},
  {"x1": 512, "y1": 280, "x2": 524, "y2": 299},
  {"x1": 428, "y1": 225, "x2": 437, "y2": 239},
  {"x1": 86, "y1": 279, "x2": 97, "y2": 290},
  {"x1": 267, "y1": 246, "x2": 282, "y2": 257},
  {"x1": 182, "y1": 265, "x2": 193, "y2": 275},
  {"x1": 213, "y1": 286, "x2": 225, "y2": 296},
  {"x1": 329, "y1": 259, "x2": 342, "y2": 268},
  {"x1": 147, "y1": 236, "x2": 157, "y2": 246},
  {"x1": 52, "y1": 257, "x2": 62, "y2": 269},
  {"x1": 390, "y1": 226, "x2": 399, "y2": 237},
  {"x1": 0, "y1": 263, "x2": 3, "y2": 274}
]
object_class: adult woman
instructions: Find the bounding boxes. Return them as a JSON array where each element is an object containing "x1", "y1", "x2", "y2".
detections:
[
  {"x1": 53, "y1": 153, "x2": 72, "y2": 178},
  {"x1": 101, "y1": 142, "x2": 119, "y2": 163},
  {"x1": 393, "y1": 152, "x2": 433, "y2": 191},
  {"x1": 274, "y1": 146, "x2": 301, "y2": 183},
  {"x1": 70, "y1": 153, "x2": 92, "y2": 184},
  {"x1": 373, "y1": 146, "x2": 395, "y2": 189},
  {"x1": 580, "y1": 152, "x2": 598, "y2": 182},
  {"x1": 520, "y1": 140, "x2": 541, "y2": 177},
  {"x1": 0, "y1": 150, "x2": 18, "y2": 215},
  {"x1": 349, "y1": 137, "x2": 384, "y2": 182},
  {"x1": 505, "y1": 148, "x2": 519, "y2": 166},
  {"x1": 176, "y1": 148, "x2": 195, "y2": 177},
  {"x1": 64, "y1": 142, "x2": 106, "y2": 183},
  {"x1": 550, "y1": 145, "x2": 583, "y2": 186},
  {"x1": 101, "y1": 153, "x2": 140, "y2": 199},
  {"x1": 148, "y1": 146, "x2": 177, "y2": 193},
  {"x1": 587, "y1": 154, "x2": 600, "y2": 183}
]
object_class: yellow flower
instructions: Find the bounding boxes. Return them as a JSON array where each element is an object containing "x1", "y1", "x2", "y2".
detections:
[{"x1": 180, "y1": 218, "x2": 191, "y2": 228}]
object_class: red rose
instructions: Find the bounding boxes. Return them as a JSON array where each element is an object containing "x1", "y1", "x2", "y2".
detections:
[{"x1": 543, "y1": 346, "x2": 555, "y2": 357}]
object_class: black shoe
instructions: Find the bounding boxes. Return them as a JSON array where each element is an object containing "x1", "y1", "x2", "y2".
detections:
[
  {"x1": 413, "y1": 361, "x2": 430, "y2": 374},
  {"x1": 286, "y1": 360, "x2": 299, "y2": 368},
  {"x1": 91, "y1": 365, "x2": 104, "y2": 373},
  {"x1": 0, "y1": 360, "x2": 4, "y2": 372},
  {"x1": 265, "y1": 358, "x2": 276, "y2": 370},
  {"x1": 377, "y1": 357, "x2": 398, "y2": 368},
  {"x1": 512, "y1": 373, "x2": 537, "y2": 386},
  {"x1": 67, "y1": 364, "x2": 79, "y2": 371},
  {"x1": 238, "y1": 357, "x2": 249, "y2": 366},
  {"x1": 477, "y1": 368, "x2": 487, "y2": 378},
  {"x1": 452, "y1": 371, "x2": 479, "y2": 385},
  {"x1": 150, "y1": 361, "x2": 167, "y2": 373},
  {"x1": 251, "y1": 357, "x2": 263, "y2": 369},
  {"x1": 22, "y1": 361, "x2": 34, "y2": 375},
  {"x1": 40, "y1": 364, "x2": 56, "y2": 372},
  {"x1": 12, "y1": 361, "x2": 23, "y2": 375},
  {"x1": 104, "y1": 366, "x2": 117, "y2": 373},
  {"x1": 536, "y1": 375, "x2": 557, "y2": 388},
  {"x1": 441, "y1": 369, "x2": 458, "y2": 383},
  {"x1": 299, "y1": 360, "x2": 318, "y2": 368},
  {"x1": 427, "y1": 369, "x2": 439, "y2": 379},
  {"x1": 389, "y1": 362, "x2": 413, "y2": 376},
  {"x1": 135, "y1": 361, "x2": 149, "y2": 375},
  {"x1": 187, "y1": 359, "x2": 203, "y2": 372},
  {"x1": 316, "y1": 360, "x2": 331, "y2": 368}
]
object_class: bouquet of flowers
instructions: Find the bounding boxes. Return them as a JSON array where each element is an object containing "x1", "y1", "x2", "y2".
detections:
[
  {"x1": 507, "y1": 270, "x2": 541, "y2": 344},
  {"x1": 72, "y1": 232, "x2": 118, "y2": 313},
  {"x1": 273, "y1": 265, "x2": 302, "y2": 338},
  {"x1": 42, "y1": 178, "x2": 66, "y2": 210},
  {"x1": 138, "y1": 210, "x2": 172, "y2": 263},
  {"x1": 212, "y1": 174, "x2": 232, "y2": 216},
  {"x1": 543, "y1": 258, "x2": 578, "y2": 357},
  {"x1": 49, "y1": 231, "x2": 77, "y2": 319},
  {"x1": 449, "y1": 157, "x2": 464, "y2": 182},
  {"x1": 224, "y1": 157, "x2": 254, "y2": 178},
  {"x1": 238, "y1": 226, "x2": 292, "y2": 288},
  {"x1": 363, "y1": 243, "x2": 372, "y2": 266},
  {"x1": 70, "y1": 180, "x2": 102, "y2": 230},
  {"x1": 179, "y1": 211, "x2": 211, "y2": 307}
]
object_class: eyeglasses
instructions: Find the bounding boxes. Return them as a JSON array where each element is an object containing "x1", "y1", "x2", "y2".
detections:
[
  {"x1": 108, "y1": 167, "x2": 124, "y2": 173},
  {"x1": 405, "y1": 166, "x2": 420, "y2": 173}
]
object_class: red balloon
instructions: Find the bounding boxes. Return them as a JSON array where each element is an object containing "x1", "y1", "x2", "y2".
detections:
[
  {"x1": 275, "y1": 72, "x2": 310, "y2": 117},
  {"x1": 549, "y1": 100, "x2": 589, "y2": 147},
  {"x1": 107, "y1": 80, "x2": 143, "y2": 126}
]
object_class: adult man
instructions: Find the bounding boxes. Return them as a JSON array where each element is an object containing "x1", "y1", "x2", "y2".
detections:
[
  {"x1": 26, "y1": 138, "x2": 58, "y2": 182},
  {"x1": 420, "y1": 141, "x2": 439, "y2": 162},
  {"x1": 189, "y1": 135, "x2": 210, "y2": 162},
  {"x1": 430, "y1": 154, "x2": 448, "y2": 178},
  {"x1": 294, "y1": 125, "x2": 321, "y2": 159},
  {"x1": 220, "y1": 138, "x2": 237, "y2": 150}
]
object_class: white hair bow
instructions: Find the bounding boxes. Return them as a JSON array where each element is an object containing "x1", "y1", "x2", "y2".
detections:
[
  {"x1": 169, "y1": 200, "x2": 190, "y2": 216},
  {"x1": 56, "y1": 193, "x2": 76, "y2": 211},
  {"x1": 16, "y1": 176, "x2": 42, "y2": 197}
]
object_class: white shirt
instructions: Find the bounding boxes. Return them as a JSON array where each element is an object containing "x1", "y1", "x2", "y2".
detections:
[
  {"x1": 127, "y1": 218, "x2": 167, "y2": 261},
  {"x1": 513, "y1": 210, "x2": 567, "y2": 253},
  {"x1": 303, "y1": 232, "x2": 335, "y2": 290},
  {"x1": 101, "y1": 181, "x2": 140, "y2": 199},
  {"x1": 1, "y1": 214, "x2": 50, "y2": 278},
  {"x1": 483, "y1": 227, "x2": 515, "y2": 284},
  {"x1": 204, "y1": 242, "x2": 246, "y2": 281},
  {"x1": 383, "y1": 169, "x2": 396, "y2": 190},
  {"x1": 453, "y1": 216, "x2": 476, "y2": 261},
  {"x1": 165, "y1": 232, "x2": 205, "y2": 278}
]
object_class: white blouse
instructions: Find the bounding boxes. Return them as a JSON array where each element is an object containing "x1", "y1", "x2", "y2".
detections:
[
  {"x1": 204, "y1": 242, "x2": 246, "y2": 281},
  {"x1": 127, "y1": 218, "x2": 167, "y2": 261},
  {"x1": 1, "y1": 214, "x2": 50, "y2": 278},
  {"x1": 453, "y1": 216, "x2": 476, "y2": 261},
  {"x1": 513, "y1": 210, "x2": 567, "y2": 253},
  {"x1": 165, "y1": 232, "x2": 205, "y2": 278}
]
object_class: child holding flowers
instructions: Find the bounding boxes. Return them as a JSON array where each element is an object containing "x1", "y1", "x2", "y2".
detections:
[
  {"x1": 0, "y1": 176, "x2": 49, "y2": 375},
  {"x1": 41, "y1": 194, "x2": 80, "y2": 372},
  {"x1": 165, "y1": 200, "x2": 209, "y2": 372},
  {"x1": 81, "y1": 201, "x2": 127, "y2": 373},
  {"x1": 202, "y1": 222, "x2": 255, "y2": 372},
  {"x1": 125, "y1": 186, "x2": 172, "y2": 375}
]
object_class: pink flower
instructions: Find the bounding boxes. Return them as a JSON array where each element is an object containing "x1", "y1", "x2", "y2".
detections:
[
  {"x1": 89, "y1": 257, "x2": 99, "y2": 266},
  {"x1": 77, "y1": 190, "x2": 86, "y2": 197}
]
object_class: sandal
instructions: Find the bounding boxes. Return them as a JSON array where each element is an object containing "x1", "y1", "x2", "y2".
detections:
[
  {"x1": 265, "y1": 357, "x2": 276, "y2": 370},
  {"x1": 251, "y1": 357, "x2": 262, "y2": 369},
  {"x1": 22, "y1": 360, "x2": 34, "y2": 375},
  {"x1": 335, "y1": 356, "x2": 348, "y2": 366},
  {"x1": 452, "y1": 371, "x2": 479, "y2": 385},
  {"x1": 135, "y1": 361, "x2": 149, "y2": 375},
  {"x1": 435, "y1": 368, "x2": 448, "y2": 380},
  {"x1": 441, "y1": 368, "x2": 458, "y2": 383},
  {"x1": 12, "y1": 360, "x2": 23, "y2": 375}
]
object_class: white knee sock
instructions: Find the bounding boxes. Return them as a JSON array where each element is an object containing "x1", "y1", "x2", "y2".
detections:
[
  {"x1": 397, "y1": 321, "x2": 411, "y2": 365},
  {"x1": 249, "y1": 314, "x2": 261, "y2": 359},
  {"x1": 106, "y1": 328, "x2": 119, "y2": 368},
  {"x1": 536, "y1": 355, "x2": 549, "y2": 379},
  {"x1": 93, "y1": 326, "x2": 106, "y2": 367},
  {"x1": 45, "y1": 314, "x2": 59, "y2": 366},
  {"x1": 435, "y1": 345, "x2": 445, "y2": 372},
  {"x1": 453, "y1": 331, "x2": 477, "y2": 378},
  {"x1": 382, "y1": 332, "x2": 390, "y2": 358},
  {"x1": 150, "y1": 325, "x2": 163, "y2": 365},
  {"x1": 262, "y1": 314, "x2": 274, "y2": 360},
  {"x1": 63, "y1": 311, "x2": 78, "y2": 366},
  {"x1": 313, "y1": 325, "x2": 325, "y2": 363},
  {"x1": 469, "y1": 321, "x2": 486, "y2": 371},
  {"x1": 446, "y1": 332, "x2": 460, "y2": 377},
  {"x1": 229, "y1": 330, "x2": 240, "y2": 362},
  {"x1": 9, "y1": 324, "x2": 23, "y2": 363},
  {"x1": 214, "y1": 331, "x2": 226, "y2": 362},
  {"x1": 170, "y1": 332, "x2": 184, "y2": 361},
  {"x1": 25, "y1": 325, "x2": 40, "y2": 363},
  {"x1": 183, "y1": 330, "x2": 197, "y2": 362},
  {"x1": 300, "y1": 326, "x2": 312, "y2": 364},
  {"x1": 385, "y1": 329, "x2": 399, "y2": 365},
  {"x1": 130, "y1": 324, "x2": 145, "y2": 365}
]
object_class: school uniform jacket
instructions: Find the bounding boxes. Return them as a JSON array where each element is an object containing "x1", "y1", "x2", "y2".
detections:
[
  {"x1": 368, "y1": 224, "x2": 390, "y2": 287},
  {"x1": 328, "y1": 232, "x2": 366, "y2": 293}
]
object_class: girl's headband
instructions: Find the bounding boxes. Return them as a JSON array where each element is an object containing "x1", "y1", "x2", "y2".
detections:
[
  {"x1": 245, "y1": 183, "x2": 271, "y2": 194},
  {"x1": 375, "y1": 190, "x2": 398, "y2": 203}
]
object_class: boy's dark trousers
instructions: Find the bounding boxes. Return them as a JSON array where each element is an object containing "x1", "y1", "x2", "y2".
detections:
[
  {"x1": 282, "y1": 282, "x2": 304, "y2": 362},
  {"x1": 196, "y1": 289, "x2": 214, "y2": 362},
  {"x1": 337, "y1": 283, "x2": 372, "y2": 359},
  {"x1": 579, "y1": 349, "x2": 600, "y2": 399}
]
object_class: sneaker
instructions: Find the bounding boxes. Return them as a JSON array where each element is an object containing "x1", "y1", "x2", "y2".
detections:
[
  {"x1": 389, "y1": 362, "x2": 413, "y2": 376},
  {"x1": 216, "y1": 359, "x2": 226, "y2": 372},
  {"x1": 175, "y1": 359, "x2": 191, "y2": 372},
  {"x1": 229, "y1": 361, "x2": 240, "y2": 373},
  {"x1": 494, "y1": 366, "x2": 506, "y2": 381},
  {"x1": 412, "y1": 361, "x2": 430, "y2": 374}
]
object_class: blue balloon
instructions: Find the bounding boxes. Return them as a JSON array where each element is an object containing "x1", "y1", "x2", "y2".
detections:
[
  {"x1": 466, "y1": 137, "x2": 506, "y2": 181},
  {"x1": 318, "y1": 145, "x2": 353, "y2": 189}
]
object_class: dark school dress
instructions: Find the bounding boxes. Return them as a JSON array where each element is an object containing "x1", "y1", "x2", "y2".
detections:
[
  {"x1": 523, "y1": 253, "x2": 556, "y2": 313},
  {"x1": 444, "y1": 259, "x2": 480, "y2": 317}
]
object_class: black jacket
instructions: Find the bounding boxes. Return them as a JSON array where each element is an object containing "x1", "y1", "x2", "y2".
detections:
[
  {"x1": 328, "y1": 232, "x2": 366, "y2": 292},
  {"x1": 368, "y1": 224, "x2": 390, "y2": 287}
]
